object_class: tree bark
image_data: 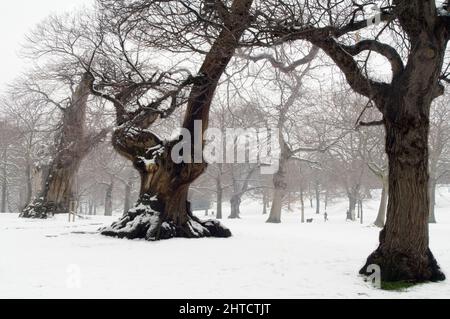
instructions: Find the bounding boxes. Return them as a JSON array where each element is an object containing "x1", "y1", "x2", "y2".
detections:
[
  {"x1": 101, "y1": 0, "x2": 253, "y2": 241},
  {"x1": 21, "y1": 73, "x2": 105, "y2": 219},
  {"x1": 361, "y1": 80, "x2": 446, "y2": 282}
]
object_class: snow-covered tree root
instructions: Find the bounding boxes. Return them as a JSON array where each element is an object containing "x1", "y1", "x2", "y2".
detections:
[
  {"x1": 20, "y1": 198, "x2": 58, "y2": 219},
  {"x1": 101, "y1": 195, "x2": 232, "y2": 241},
  {"x1": 359, "y1": 231, "x2": 445, "y2": 283}
]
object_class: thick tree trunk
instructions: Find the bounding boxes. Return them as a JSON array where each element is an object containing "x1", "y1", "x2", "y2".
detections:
[
  {"x1": 361, "y1": 101, "x2": 445, "y2": 282},
  {"x1": 101, "y1": 0, "x2": 252, "y2": 241},
  {"x1": 20, "y1": 73, "x2": 102, "y2": 219},
  {"x1": 228, "y1": 195, "x2": 241, "y2": 219},
  {"x1": 429, "y1": 178, "x2": 437, "y2": 223},
  {"x1": 374, "y1": 178, "x2": 388, "y2": 228}
]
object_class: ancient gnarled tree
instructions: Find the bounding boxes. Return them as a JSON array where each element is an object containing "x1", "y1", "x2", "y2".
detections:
[{"x1": 93, "y1": 0, "x2": 254, "y2": 240}]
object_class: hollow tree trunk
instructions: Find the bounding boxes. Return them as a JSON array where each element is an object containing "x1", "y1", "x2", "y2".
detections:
[
  {"x1": 429, "y1": 178, "x2": 437, "y2": 223},
  {"x1": 374, "y1": 177, "x2": 388, "y2": 228},
  {"x1": 101, "y1": 0, "x2": 253, "y2": 241},
  {"x1": 20, "y1": 73, "x2": 105, "y2": 219}
]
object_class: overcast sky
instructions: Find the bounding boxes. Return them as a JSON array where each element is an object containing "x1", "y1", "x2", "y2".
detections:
[{"x1": 0, "y1": 0, "x2": 93, "y2": 92}]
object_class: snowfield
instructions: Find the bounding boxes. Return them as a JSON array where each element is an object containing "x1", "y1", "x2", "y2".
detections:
[{"x1": 1, "y1": 188, "x2": 450, "y2": 299}]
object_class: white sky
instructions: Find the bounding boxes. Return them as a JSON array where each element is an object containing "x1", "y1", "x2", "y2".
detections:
[{"x1": 0, "y1": 0, "x2": 93, "y2": 92}]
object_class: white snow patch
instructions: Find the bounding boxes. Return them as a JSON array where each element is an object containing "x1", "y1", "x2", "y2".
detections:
[{"x1": 1, "y1": 187, "x2": 450, "y2": 298}]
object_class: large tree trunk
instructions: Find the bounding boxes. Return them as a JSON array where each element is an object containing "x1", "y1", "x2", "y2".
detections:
[
  {"x1": 228, "y1": 195, "x2": 241, "y2": 219},
  {"x1": 101, "y1": 0, "x2": 253, "y2": 241},
  {"x1": 374, "y1": 177, "x2": 388, "y2": 228},
  {"x1": 361, "y1": 41, "x2": 447, "y2": 281},
  {"x1": 429, "y1": 178, "x2": 437, "y2": 223},
  {"x1": 20, "y1": 73, "x2": 104, "y2": 219}
]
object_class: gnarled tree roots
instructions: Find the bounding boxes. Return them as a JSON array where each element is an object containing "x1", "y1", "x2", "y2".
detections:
[
  {"x1": 360, "y1": 247, "x2": 445, "y2": 283},
  {"x1": 101, "y1": 195, "x2": 232, "y2": 241},
  {"x1": 20, "y1": 198, "x2": 63, "y2": 219}
]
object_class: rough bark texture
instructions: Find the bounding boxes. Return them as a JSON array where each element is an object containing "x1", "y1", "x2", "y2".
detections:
[
  {"x1": 101, "y1": 0, "x2": 253, "y2": 241},
  {"x1": 360, "y1": 20, "x2": 448, "y2": 281},
  {"x1": 20, "y1": 73, "x2": 104, "y2": 219}
]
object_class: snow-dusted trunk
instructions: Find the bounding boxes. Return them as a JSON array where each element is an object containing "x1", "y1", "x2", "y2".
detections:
[
  {"x1": 101, "y1": 0, "x2": 253, "y2": 241},
  {"x1": 20, "y1": 73, "x2": 99, "y2": 219}
]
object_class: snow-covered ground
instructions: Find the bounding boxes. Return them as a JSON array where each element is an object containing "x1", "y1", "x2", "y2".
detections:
[{"x1": 1, "y1": 188, "x2": 450, "y2": 299}]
